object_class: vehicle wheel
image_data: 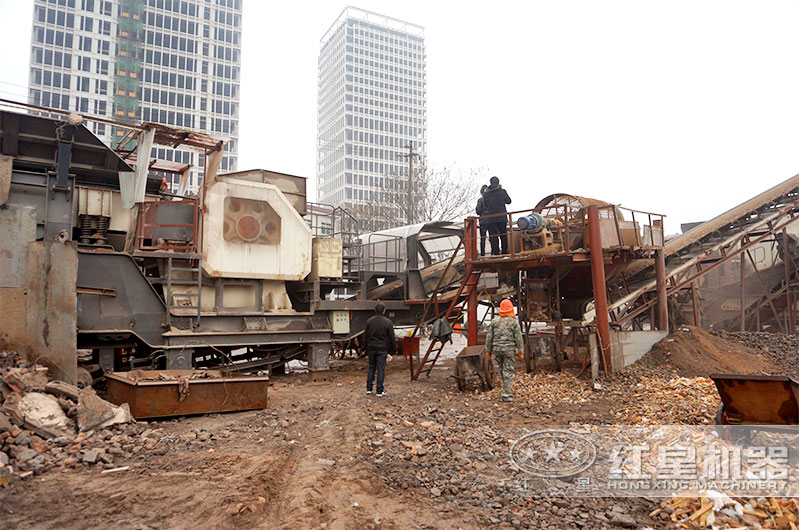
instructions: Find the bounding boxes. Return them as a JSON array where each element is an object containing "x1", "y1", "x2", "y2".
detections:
[
  {"x1": 76, "y1": 367, "x2": 93, "y2": 388},
  {"x1": 715, "y1": 402, "x2": 726, "y2": 425},
  {"x1": 484, "y1": 355, "x2": 496, "y2": 390}
]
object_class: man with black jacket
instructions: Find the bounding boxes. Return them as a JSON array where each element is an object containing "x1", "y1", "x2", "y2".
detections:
[
  {"x1": 483, "y1": 176, "x2": 512, "y2": 255},
  {"x1": 475, "y1": 185, "x2": 489, "y2": 256},
  {"x1": 363, "y1": 302, "x2": 397, "y2": 396}
]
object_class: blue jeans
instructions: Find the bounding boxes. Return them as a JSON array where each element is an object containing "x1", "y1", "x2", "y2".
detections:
[{"x1": 366, "y1": 349, "x2": 387, "y2": 393}]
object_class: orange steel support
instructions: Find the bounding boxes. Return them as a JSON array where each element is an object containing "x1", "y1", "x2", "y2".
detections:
[
  {"x1": 465, "y1": 217, "x2": 479, "y2": 346},
  {"x1": 587, "y1": 206, "x2": 612, "y2": 372},
  {"x1": 655, "y1": 248, "x2": 669, "y2": 331}
]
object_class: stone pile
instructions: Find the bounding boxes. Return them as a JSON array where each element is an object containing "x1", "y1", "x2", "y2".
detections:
[{"x1": 713, "y1": 330, "x2": 799, "y2": 377}]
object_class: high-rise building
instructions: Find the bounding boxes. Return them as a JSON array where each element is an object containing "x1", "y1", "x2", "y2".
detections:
[
  {"x1": 317, "y1": 7, "x2": 426, "y2": 229},
  {"x1": 28, "y1": 0, "x2": 242, "y2": 192}
]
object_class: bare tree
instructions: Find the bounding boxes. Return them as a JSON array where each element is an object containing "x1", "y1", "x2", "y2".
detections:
[
  {"x1": 348, "y1": 166, "x2": 488, "y2": 232},
  {"x1": 413, "y1": 166, "x2": 487, "y2": 224}
]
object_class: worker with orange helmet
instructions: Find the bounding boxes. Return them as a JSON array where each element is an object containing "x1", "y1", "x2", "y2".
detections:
[{"x1": 486, "y1": 298, "x2": 524, "y2": 401}]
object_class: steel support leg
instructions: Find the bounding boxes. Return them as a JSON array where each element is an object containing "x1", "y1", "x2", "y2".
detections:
[
  {"x1": 587, "y1": 206, "x2": 612, "y2": 372},
  {"x1": 465, "y1": 217, "x2": 478, "y2": 346},
  {"x1": 655, "y1": 249, "x2": 669, "y2": 331}
]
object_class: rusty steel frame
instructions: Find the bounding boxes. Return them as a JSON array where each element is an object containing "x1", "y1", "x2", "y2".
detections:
[
  {"x1": 613, "y1": 204, "x2": 798, "y2": 326},
  {"x1": 135, "y1": 198, "x2": 200, "y2": 252}
]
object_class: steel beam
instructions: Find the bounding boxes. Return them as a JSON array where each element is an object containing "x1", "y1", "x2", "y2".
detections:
[
  {"x1": 655, "y1": 248, "x2": 668, "y2": 331},
  {"x1": 617, "y1": 213, "x2": 797, "y2": 325},
  {"x1": 587, "y1": 206, "x2": 612, "y2": 372},
  {"x1": 466, "y1": 217, "x2": 478, "y2": 346}
]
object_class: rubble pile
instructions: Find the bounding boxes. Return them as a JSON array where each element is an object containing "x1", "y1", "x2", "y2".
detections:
[
  {"x1": 0, "y1": 352, "x2": 152, "y2": 481},
  {"x1": 713, "y1": 330, "x2": 799, "y2": 377},
  {"x1": 356, "y1": 402, "x2": 656, "y2": 529},
  {"x1": 650, "y1": 494, "x2": 799, "y2": 529}
]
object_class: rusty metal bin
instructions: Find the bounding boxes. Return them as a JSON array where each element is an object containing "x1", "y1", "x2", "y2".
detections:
[
  {"x1": 711, "y1": 373, "x2": 799, "y2": 425},
  {"x1": 105, "y1": 370, "x2": 269, "y2": 419},
  {"x1": 454, "y1": 345, "x2": 495, "y2": 392}
]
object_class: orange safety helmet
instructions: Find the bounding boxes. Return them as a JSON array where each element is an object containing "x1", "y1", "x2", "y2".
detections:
[{"x1": 499, "y1": 298, "x2": 514, "y2": 317}]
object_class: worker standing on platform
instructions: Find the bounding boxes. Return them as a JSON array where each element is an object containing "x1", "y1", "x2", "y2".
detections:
[
  {"x1": 476, "y1": 185, "x2": 490, "y2": 257},
  {"x1": 483, "y1": 176, "x2": 512, "y2": 255},
  {"x1": 363, "y1": 302, "x2": 397, "y2": 397},
  {"x1": 486, "y1": 299, "x2": 524, "y2": 401}
]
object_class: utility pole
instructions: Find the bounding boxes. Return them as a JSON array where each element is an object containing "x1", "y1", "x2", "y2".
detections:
[{"x1": 399, "y1": 144, "x2": 420, "y2": 224}]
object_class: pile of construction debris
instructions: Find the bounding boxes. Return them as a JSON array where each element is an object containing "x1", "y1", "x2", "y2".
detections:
[
  {"x1": 712, "y1": 330, "x2": 799, "y2": 377},
  {"x1": 650, "y1": 493, "x2": 798, "y2": 529},
  {"x1": 0, "y1": 351, "x2": 147, "y2": 481},
  {"x1": 481, "y1": 370, "x2": 720, "y2": 425}
]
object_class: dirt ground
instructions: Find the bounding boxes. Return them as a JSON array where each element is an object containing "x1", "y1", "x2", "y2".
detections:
[{"x1": 0, "y1": 330, "x2": 794, "y2": 529}]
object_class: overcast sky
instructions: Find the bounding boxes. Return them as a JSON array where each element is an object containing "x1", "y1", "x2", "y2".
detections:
[{"x1": 0, "y1": 0, "x2": 797, "y2": 233}]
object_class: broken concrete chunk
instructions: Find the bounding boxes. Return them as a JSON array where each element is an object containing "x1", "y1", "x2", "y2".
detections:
[
  {"x1": 13, "y1": 447, "x2": 37, "y2": 463},
  {"x1": 82, "y1": 449, "x2": 99, "y2": 464},
  {"x1": 45, "y1": 380, "x2": 81, "y2": 402},
  {"x1": 13, "y1": 431, "x2": 31, "y2": 446},
  {"x1": 76, "y1": 389, "x2": 117, "y2": 432},
  {"x1": 0, "y1": 413, "x2": 14, "y2": 433},
  {"x1": 3, "y1": 367, "x2": 48, "y2": 393},
  {"x1": 77, "y1": 389, "x2": 133, "y2": 432},
  {"x1": 15, "y1": 392, "x2": 73, "y2": 438},
  {"x1": 98, "y1": 403, "x2": 134, "y2": 430}
]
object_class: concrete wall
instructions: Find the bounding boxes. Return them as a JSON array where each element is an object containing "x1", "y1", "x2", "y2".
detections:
[
  {"x1": 0, "y1": 204, "x2": 36, "y2": 351},
  {"x1": 609, "y1": 330, "x2": 669, "y2": 370},
  {"x1": 0, "y1": 203, "x2": 77, "y2": 383},
  {"x1": 26, "y1": 240, "x2": 78, "y2": 384}
]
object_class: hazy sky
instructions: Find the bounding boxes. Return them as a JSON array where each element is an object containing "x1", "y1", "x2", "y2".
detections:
[{"x1": 0, "y1": 0, "x2": 797, "y2": 233}]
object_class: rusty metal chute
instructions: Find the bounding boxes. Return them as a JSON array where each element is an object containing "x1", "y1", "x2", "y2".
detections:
[{"x1": 533, "y1": 193, "x2": 620, "y2": 221}]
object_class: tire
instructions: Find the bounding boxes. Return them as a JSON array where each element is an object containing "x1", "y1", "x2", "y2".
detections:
[
  {"x1": 455, "y1": 364, "x2": 465, "y2": 391},
  {"x1": 715, "y1": 402, "x2": 726, "y2": 425},
  {"x1": 76, "y1": 367, "x2": 93, "y2": 389},
  {"x1": 483, "y1": 355, "x2": 496, "y2": 390}
]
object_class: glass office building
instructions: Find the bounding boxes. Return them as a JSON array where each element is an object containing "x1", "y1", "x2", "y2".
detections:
[
  {"x1": 317, "y1": 7, "x2": 426, "y2": 227},
  {"x1": 28, "y1": 0, "x2": 242, "y2": 192}
]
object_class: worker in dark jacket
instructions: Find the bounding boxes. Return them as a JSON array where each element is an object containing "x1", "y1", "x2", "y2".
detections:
[
  {"x1": 363, "y1": 302, "x2": 397, "y2": 396},
  {"x1": 475, "y1": 185, "x2": 489, "y2": 257},
  {"x1": 483, "y1": 176, "x2": 512, "y2": 255}
]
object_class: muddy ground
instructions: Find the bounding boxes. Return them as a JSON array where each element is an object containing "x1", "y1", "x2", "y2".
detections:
[{"x1": 0, "y1": 329, "x2": 795, "y2": 529}]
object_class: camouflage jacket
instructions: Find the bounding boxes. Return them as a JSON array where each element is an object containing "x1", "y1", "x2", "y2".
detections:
[{"x1": 486, "y1": 316, "x2": 524, "y2": 354}]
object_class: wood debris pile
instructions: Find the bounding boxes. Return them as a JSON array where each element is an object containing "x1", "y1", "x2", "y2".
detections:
[
  {"x1": 480, "y1": 369, "x2": 720, "y2": 425},
  {"x1": 613, "y1": 375, "x2": 719, "y2": 425},
  {"x1": 650, "y1": 494, "x2": 799, "y2": 529}
]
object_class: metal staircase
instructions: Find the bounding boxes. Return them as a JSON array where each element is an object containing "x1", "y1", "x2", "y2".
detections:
[{"x1": 409, "y1": 242, "x2": 481, "y2": 380}]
